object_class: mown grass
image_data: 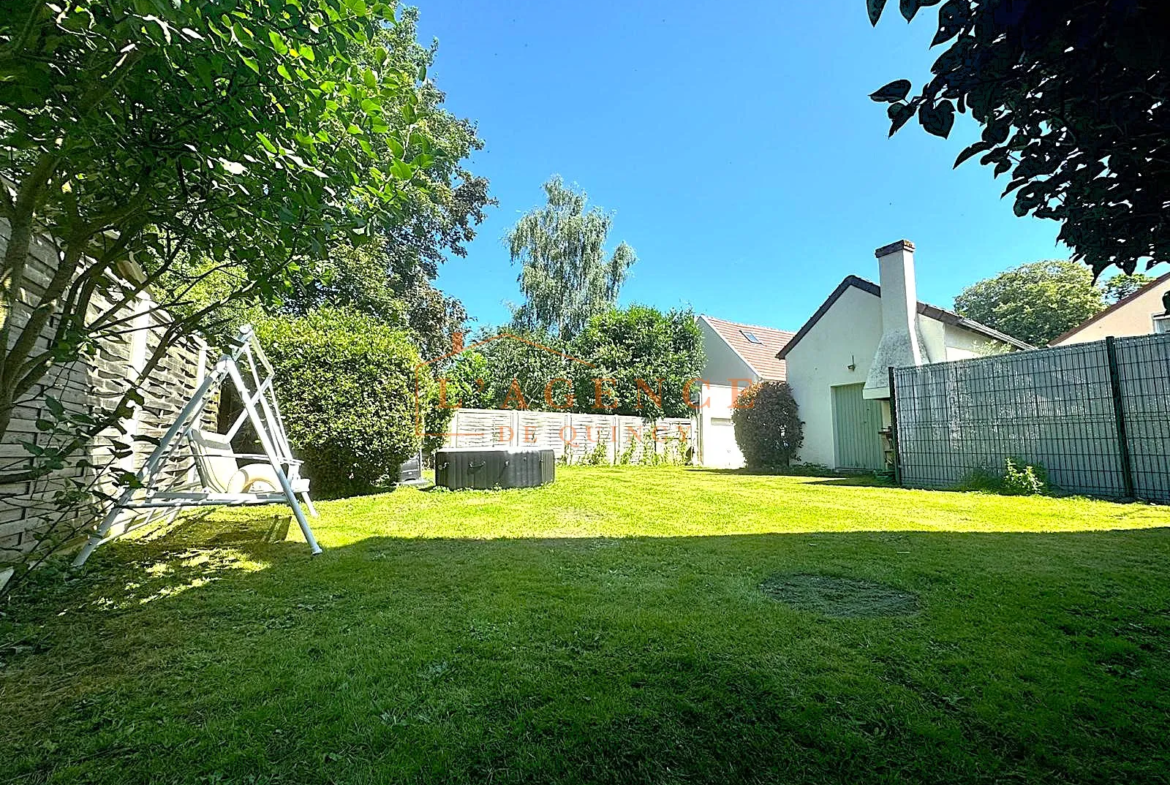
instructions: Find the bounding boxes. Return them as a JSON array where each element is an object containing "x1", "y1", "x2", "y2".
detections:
[{"x1": 3, "y1": 467, "x2": 1170, "y2": 784}]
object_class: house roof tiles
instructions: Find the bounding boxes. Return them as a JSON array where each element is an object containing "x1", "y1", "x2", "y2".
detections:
[{"x1": 700, "y1": 315, "x2": 795, "y2": 381}]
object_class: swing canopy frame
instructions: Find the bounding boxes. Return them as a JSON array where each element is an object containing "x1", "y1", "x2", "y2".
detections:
[{"x1": 73, "y1": 325, "x2": 322, "y2": 566}]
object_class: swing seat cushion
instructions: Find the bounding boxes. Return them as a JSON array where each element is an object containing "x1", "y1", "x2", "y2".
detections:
[
  {"x1": 190, "y1": 430, "x2": 309, "y2": 495},
  {"x1": 229, "y1": 463, "x2": 310, "y2": 494}
]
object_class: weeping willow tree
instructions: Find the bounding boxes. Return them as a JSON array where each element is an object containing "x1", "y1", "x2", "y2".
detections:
[{"x1": 506, "y1": 176, "x2": 636, "y2": 339}]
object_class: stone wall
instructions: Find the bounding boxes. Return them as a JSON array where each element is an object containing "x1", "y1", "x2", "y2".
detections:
[{"x1": 1, "y1": 223, "x2": 217, "y2": 559}]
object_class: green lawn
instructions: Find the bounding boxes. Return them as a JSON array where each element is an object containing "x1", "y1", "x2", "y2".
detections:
[{"x1": 4, "y1": 467, "x2": 1170, "y2": 784}]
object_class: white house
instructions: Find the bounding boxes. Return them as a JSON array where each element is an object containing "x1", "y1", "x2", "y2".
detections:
[
  {"x1": 1050, "y1": 271, "x2": 1170, "y2": 346},
  {"x1": 694, "y1": 315, "x2": 794, "y2": 468},
  {"x1": 778, "y1": 240, "x2": 1031, "y2": 472}
]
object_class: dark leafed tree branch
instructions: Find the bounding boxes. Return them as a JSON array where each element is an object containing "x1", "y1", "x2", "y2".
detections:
[{"x1": 867, "y1": 0, "x2": 1170, "y2": 276}]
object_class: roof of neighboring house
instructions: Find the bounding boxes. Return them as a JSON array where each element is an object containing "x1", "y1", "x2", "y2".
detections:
[
  {"x1": 1048, "y1": 270, "x2": 1170, "y2": 346},
  {"x1": 776, "y1": 275, "x2": 1033, "y2": 360},
  {"x1": 699, "y1": 315, "x2": 795, "y2": 381}
]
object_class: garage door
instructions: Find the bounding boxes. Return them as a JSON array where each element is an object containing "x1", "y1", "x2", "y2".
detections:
[
  {"x1": 704, "y1": 417, "x2": 744, "y2": 468},
  {"x1": 832, "y1": 384, "x2": 884, "y2": 471}
]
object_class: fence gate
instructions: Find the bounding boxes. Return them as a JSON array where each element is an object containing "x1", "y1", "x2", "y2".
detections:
[{"x1": 892, "y1": 333, "x2": 1170, "y2": 503}]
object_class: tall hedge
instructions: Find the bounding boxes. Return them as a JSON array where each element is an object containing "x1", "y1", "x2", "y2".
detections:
[
  {"x1": 731, "y1": 382, "x2": 803, "y2": 469},
  {"x1": 257, "y1": 308, "x2": 431, "y2": 497}
]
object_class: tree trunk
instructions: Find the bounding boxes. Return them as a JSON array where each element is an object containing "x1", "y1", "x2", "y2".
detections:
[{"x1": 0, "y1": 209, "x2": 38, "y2": 445}]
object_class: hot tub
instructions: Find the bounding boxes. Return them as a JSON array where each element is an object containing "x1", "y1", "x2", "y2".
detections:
[{"x1": 434, "y1": 447, "x2": 555, "y2": 490}]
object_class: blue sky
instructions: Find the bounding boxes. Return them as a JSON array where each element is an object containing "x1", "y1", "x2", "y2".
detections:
[{"x1": 416, "y1": 0, "x2": 1069, "y2": 333}]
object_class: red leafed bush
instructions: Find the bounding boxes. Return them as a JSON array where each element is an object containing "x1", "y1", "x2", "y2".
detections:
[{"x1": 731, "y1": 382, "x2": 803, "y2": 469}]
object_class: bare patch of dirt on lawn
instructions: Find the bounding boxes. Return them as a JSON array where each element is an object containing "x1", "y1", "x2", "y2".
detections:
[{"x1": 760, "y1": 573, "x2": 920, "y2": 618}]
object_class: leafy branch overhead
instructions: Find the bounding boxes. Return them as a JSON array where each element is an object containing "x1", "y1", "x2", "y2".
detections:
[
  {"x1": 0, "y1": 0, "x2": 448, "y2": 445},
  {"x1": 866, "y1": 0, "x2": 1170, "y2": 276},
  {"x1": 170, "y1": 8, "x2": 494, "y2": 360}
]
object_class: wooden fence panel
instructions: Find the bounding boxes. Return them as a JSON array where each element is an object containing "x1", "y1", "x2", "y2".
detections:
[{"x1": 444, "y1": 409, "x2": 698, "y2": 465}]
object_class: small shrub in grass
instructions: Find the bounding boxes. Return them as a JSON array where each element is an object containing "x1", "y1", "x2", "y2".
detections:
[
  {"x1": 617, "y1": 440, "x2": 636, "y2": 465},
  {"x1": 1002, "y1": 457, "x2": 1049, "y2": 496},
  {"x1": 641, "y1": 429, "x2": 662, "y2": 466},
  {"x1": 957, "y1": 466, "x2": 1002, "y2": 493},
  {"x1": 731, "y1": 382, "x2": 804, "y2": 469},
  {"x1": 661, "y1": 434, "x2": 685, "y2": 466},
  {"x1": 960, "y1": 457, "x2": 1049, "y2": 496},
  {"x1": 579, "y1": 441, "x2": 610, "y2": 466},
  {"x1": 256, "y1": 308, "x2": 432, "y2": 497}
]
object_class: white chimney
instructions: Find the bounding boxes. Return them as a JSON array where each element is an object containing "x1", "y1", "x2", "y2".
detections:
[{"x1": 863, "y1": 239, "x2": 925, "y2": 399}]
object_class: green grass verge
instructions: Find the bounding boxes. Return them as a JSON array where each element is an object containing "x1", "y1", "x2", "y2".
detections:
[{"x1": 3, "y1": 467, "x2": 1170, "y2": 783}]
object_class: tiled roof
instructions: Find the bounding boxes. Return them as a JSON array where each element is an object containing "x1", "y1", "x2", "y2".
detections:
[
  {"x1": 776, "y1": 276, "x2": 1033, "y2": 360},
  {"x1": 700, "y1": 315, "x2": 795, "y2": 381}
]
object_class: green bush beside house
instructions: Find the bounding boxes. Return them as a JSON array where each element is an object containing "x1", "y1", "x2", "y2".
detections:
[{"x1": 732, "y1": 382, "x2": 804, "y2": 469}]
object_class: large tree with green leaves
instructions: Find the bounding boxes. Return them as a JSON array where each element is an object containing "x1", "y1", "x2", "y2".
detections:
[
  {"x1": 954, "y1": 261, "x2": 1106, "y2": 346},
  {"x1": 452, "y1": 328, "x2": 579, "y2": 413},
  {"x1": 447, "y1": 306, "x2": 704, "y2": 418},
  {"x1": 0, "y1": 1, "x2": 466, "y2": 584},
  {"x1": 866, "y1": 0, "x2": 1170, "y2": 277},
  {"x1": 279, "y1": 9, "x2": 492, "y2": 359},
  {"x1": 570, "y1": 305, "x2": 704, "y2": 419},
  {"x1": 171, "y1": 8, "x2": 491, "y2": 359},
  {"x1": 1101, "y1": 272, "x2": 1155, "y2": 304},
  {"x1": 507, "y1": 176, "x2": 636, "y2": 340},
  {"x1": 0, "y1": 0, "x2": 442, "y2": 474}
]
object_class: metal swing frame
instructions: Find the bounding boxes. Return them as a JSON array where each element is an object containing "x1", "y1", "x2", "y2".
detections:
[{"x1": 73, "y1": 325, "x2": 322, "y2": 567}]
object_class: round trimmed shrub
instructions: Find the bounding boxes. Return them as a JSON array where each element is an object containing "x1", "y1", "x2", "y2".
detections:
[
  {"x1": 731, "y1": 381, "x2": 803, "y2": 469},
  {"x1": 256, "y1": 308, "x2": 431, "y2": 497}
]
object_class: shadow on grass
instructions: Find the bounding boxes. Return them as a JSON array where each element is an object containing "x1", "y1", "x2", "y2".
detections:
[
  {"x1": 154, "y1": 508, "x2": 291, "y2": 547},
  {"x1": 3, "y1": 510, "x2": 1170, "y2": 784},
  {"x1": 685, "y1": 466, "x2": 842, "y2": 478},
  {"x1": 687, "y1": 468, "x2": 1149, "y2": 500},
  {"x1": 688, "y1": 467, "x2": 894, "y2": 488},
  {"x1": 803, "y1": 476, "x2": 896, "y2": 488}
]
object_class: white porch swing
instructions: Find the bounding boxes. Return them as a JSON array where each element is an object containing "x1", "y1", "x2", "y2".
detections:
[{"x1": 72, "y1": 325, "x2": 322, "y2": 567}]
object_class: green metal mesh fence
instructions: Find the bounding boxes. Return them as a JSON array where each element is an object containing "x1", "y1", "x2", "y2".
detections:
[{"x1": 892, "y1": 334, "x2": 1170, "y2": 502}]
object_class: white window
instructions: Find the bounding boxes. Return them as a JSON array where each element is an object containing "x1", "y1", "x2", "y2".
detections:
[
  {"x1": 1154, "y1": 315, "x2": 1170, "y2": 335},
  {"x1": 740, "y1": 330, "x2": 762, "y2": 344}
]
